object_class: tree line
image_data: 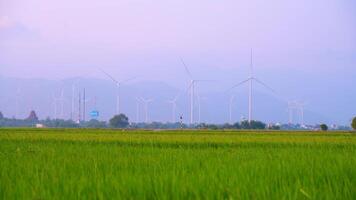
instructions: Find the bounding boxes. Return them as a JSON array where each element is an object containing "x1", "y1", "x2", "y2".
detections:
[{"x1": 1, "y1": 111, "x2": 355, "y2": 130}]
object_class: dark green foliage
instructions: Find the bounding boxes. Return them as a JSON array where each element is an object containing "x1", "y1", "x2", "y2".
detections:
[
  {"x1": 232, "y1": 122, "x2": 241, "y2": 129},
  {"x1": 221, "y1": 123, "x2": 233, "y2": 129},
  {"x1": 43, "y1": 118, "x2": 79, "y2": 128},
  {"x1": 84, "y1": 119, "x2": 107, "y2": 128},
  {"x1": 352, "y1": 117, "x2": 356, "y2": 130},
  {"x1": 240, "y1": 120, "x2": 266, "y2": 129},
  {"x1": 131, "y1": 122, "x2": 186, "y2": 129},
  {"x1": 109, "y1": 114, "x2": 129, "y2": 128},
  {"x1": 268, "y1": 125, "x2": 281, "y2": 130},
  {"x1": 0, "y1": 118, "x2": 36, "y2": 127},
  {"x1": 320, "y1": 124, "x2": 328, "y2": 131}
]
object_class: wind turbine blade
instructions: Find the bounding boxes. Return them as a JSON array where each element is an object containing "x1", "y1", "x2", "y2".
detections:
[
  {"x1": 252, "y1": 78, "x2": 277, "y2": 94},
  {"x1": 119, "y1": 76, "x2": 137, "y2": 84},
  {"x1": 180, "y1": 58, "x2": 193, "y2": 79},
  {"x1": 226, "y1": 78, "x2": 251, "y2": 92},
  {"x1": 99, "y1": 69, "x2": 119, "y2": 84}
]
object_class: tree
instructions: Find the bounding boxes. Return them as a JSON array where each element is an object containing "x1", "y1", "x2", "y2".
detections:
[
  {"x1": 240, "y1": 120, "x2": 266, "y2": 129},
  {"x1": 0, "y1": 112, "x2": 3, "y2": 120},
  {"x1": 26, "y1": 110, "x2": 39, "y2": 122},
  {"x1": 85, "y1": 119, "x2": 107, "y2": 128},
  {"x1": 268, "y1": 125, "x2": 280, "y2": 130},
  {"x1": 320, "y1": 124, "x2": 328, "y2": 131},
  {"x1": 352, "y1": 117, "x2": 356, "y2": 130},
  {"x1": 109, "y1": 114, "x2": 129, "y2": 128}
]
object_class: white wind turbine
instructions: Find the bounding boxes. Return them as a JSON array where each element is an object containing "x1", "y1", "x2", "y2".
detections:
[
  {"x1": 135, "y1": 97, "x2": 141, "y2": 123},
  {"x1": 52, "y1": 96, "x2": 58, "y2": 119},
  {"x1": 70, "y1": 79, "x2": 81, "y2": 121},
  {"x1": 196, "y1": 94, "x2": 207, "y2": 124},
  {"x1": 180, "y1": 58, "x2": 214, "y2": 124},
  {"x1": 296, "y1": 101, "x2": 306, "y2": 126},
  {"x1": 287, "y1": 100, "x2": 298, "y2": 124},
  {"x1": 140, "y1": 97, "x2": 153, "y2": 123},
  {"x1": 52, "y1": 88, "x2": 66, "y2": 119},
  {"x1": 228, "y1": 49, "x2": 276, "y2": 123},
  {"x1": 167, "y1": 91, "x2": 182, "y2": 123},
  {"x1": 15, "y1": 87, "x2": 21, "y2": 119},
  {"x1": 167, "y1": 98, "x2": 178, "y2": 123},
  {"x1": 100, "y1": 69, "x2": 136, "y2": 115},
  {"x1": 229, "y1": 95, "x2": 235, "y2": 124}
]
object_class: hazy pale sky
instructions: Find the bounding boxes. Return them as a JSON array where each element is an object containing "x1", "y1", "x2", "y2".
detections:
[
  {"x1": 1, "y1": 0, "x2": 355, "y2": 81},
  {"x1": 0, "y1": 0, "x2": 355, "y2": 124}
]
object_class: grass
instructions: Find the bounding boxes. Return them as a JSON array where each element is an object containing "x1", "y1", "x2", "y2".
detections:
[{"x1": 0, "y1": 128, "x2": 355, "y2": 199}]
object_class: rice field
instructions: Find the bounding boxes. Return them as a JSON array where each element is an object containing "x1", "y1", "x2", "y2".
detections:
[{"x1": 0, "y1": 128, "x2": 355, "y2": 199}]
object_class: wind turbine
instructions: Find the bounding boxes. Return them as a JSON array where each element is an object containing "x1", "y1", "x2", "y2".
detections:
[
  {"x1": 228, "y1": 49, "x2": 276, "y2": 123},
  {"x1": 59, "y1": 89, "x2": 65, "y2": 119},
  {"x1": 287, "y1": 100, "x2": 299, "y2": 124},
  {"x1": 167, "y1": 91, "x2": 181, "y2": 123},
  {"x1": 100, "y1": 69, "x2": 136, "y2": 115},
  {"x1": 229, "y1": 95, "x2": 235, "y2": 124},
  {"x1": 295, "y1": 101, "x2": 306, "y2": 126},
  {"x1": 15, "y1": 87, "x2": 21, "y2": 119},
  {"x1": 167, "y1": 98, "x2": 178, "y2": 123},
  {"x1": 197, "y1": 94, "x2": 207, "y2": 124},
  {"x1": 180, "y1": 58, "x2": 214, "y2": 124},
  {"x1": 135, "y1": 97, "x2": 141, "y2": 123},
  {"x1": 52, "y1": 94, "x2": 59, "y2": 119},
  {"x1": 70, "y1": 79, "x2": 81, "y2": 121},
  {"x1": 140, "y1": 97, "x2": 153, "y2": 123},
  {"x1": 51, "y1": 88, "x2": 66, "y2": 119}
]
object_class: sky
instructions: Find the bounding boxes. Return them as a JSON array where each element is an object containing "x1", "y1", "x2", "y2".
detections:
[{"x1": 0, "y1": 0, "x2": 355, "y2": 124}]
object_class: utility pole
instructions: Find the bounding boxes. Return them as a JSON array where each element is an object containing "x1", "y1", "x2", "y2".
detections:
[{"x1": 83, "y1": 88, "x2": 86, "y2": 122}]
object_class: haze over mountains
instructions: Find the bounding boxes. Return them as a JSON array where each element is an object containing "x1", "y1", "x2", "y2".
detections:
[{"x1": 0, "y1": 67, "x2": 354, "y2": 125}]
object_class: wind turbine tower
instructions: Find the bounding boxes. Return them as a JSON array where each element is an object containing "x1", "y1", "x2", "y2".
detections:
[
  {"x1": 140, "y1": 97, "x2": 153, "y2": 123},
  {"x1": 135, "y1": 97, "x2": 141, "y2": 123},
  {"x1": 248, "y1": 49, "x2": 253, "y2": 123},
  {"x1": 229, "y1": 95, "x2": 235, "y2": 124},
  {"x1": 296, "y1": 101, "x2": 306, "y2": 126},
  {"x1": 100, "y1": 69, "x2": 135, "y2": 115},
  {"x1": 168, "y1": 98, "x2": 178, "y2": 123},
  {"x1": 287, "y1": 100, "x2": 299, "y2": 124}
]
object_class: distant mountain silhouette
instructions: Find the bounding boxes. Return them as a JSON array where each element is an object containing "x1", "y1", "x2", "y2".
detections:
[{"x1": 0, "y1": 76, "x2": 352, "y2": 125}]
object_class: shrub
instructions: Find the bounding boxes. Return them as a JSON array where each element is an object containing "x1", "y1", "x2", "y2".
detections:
[
  {"x1": 109, "y1": 114, "x2": 129, "y2": 128},
  {"x1": 352, "y1": 117, "x2": 356, "y2": 130},
  {"x1": 320, "y1": 124, "x2": 328, "y2": 131}
]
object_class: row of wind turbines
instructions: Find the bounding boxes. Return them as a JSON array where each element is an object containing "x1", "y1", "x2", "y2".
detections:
[
  {"x1": 99, "y1": 49, "x2": 305, "y2": 125},
  {"x1": 10, "y1": 49, "x2": 305, "y2": 125}
]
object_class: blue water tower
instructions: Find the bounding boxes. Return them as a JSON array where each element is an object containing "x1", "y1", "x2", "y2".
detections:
[{"x1": 90, "y1": 110, "x2": 99, "y2": 119}]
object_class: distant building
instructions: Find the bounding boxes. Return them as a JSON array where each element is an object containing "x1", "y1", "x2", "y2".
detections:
[{"x1": 36, "y1": 124, "x2": 45, "y2": 128}]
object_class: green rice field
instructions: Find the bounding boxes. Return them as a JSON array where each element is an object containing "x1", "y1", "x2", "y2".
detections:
[{"x1": 0, "y1": 128, "x2": 355, "y2": 199}]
